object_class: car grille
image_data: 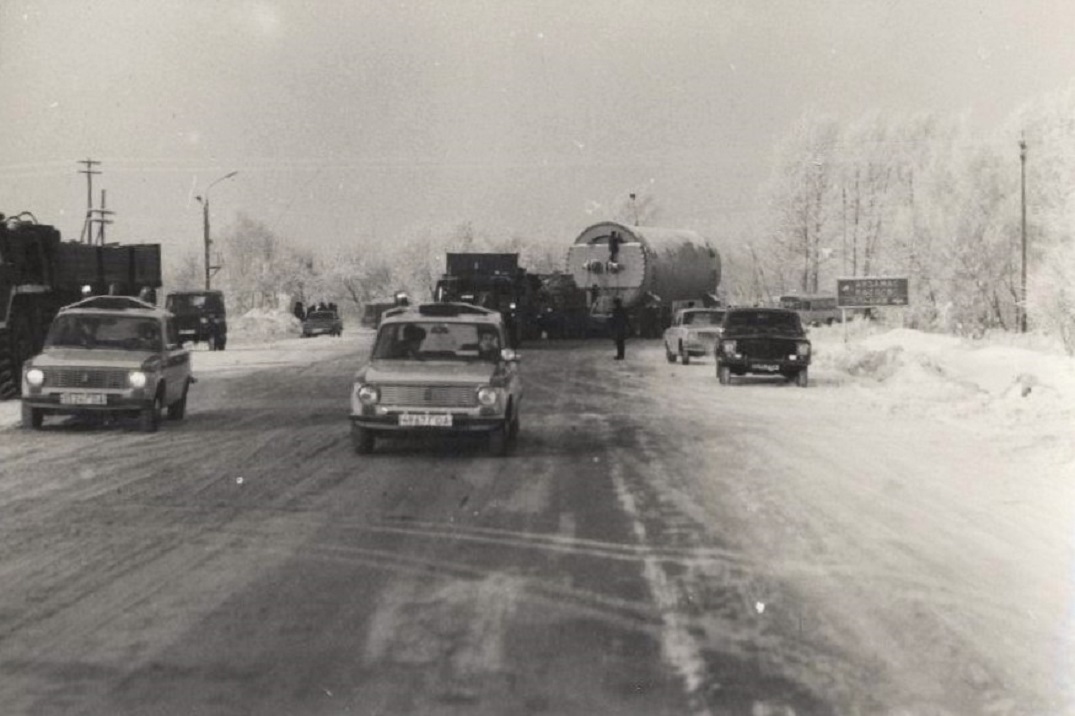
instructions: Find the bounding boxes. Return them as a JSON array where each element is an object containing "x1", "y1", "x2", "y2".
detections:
[
  {"x1": 44, "y1": 368, "x2": 129, "y2": 389},
  {"x1": 738, "y1": 338, "x2": 798, "y2": 360},
  {"x1": 379, "y1": 385, "x2": 477, "y2": 408}
]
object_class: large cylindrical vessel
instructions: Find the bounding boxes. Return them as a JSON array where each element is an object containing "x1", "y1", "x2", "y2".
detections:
[{"x1": 566, "y1": 222, "x2": 721, "y2": 316}]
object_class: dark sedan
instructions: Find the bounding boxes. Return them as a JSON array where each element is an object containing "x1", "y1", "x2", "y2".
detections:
[
  {"x1": 716, "y1": 307, "x2": 811, "y2": 386},
  {"x1": 301, "y1": 310, "x2": 343, "y2": 337}
]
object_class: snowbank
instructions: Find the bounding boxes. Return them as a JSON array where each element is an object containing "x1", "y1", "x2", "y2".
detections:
[
  {"x1": 811, "y1": 324, "x2": 1075, "y2": 459},
  {"x1": 228, "y1": 308, "x2": 302, "y2": 343}
]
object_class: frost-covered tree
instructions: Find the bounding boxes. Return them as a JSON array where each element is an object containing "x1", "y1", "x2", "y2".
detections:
[
  {"x1": 1010, "y1": 82, "x2": 1075, "y2": 349},
  {"x1": 762, "y1": 112, "x2": 841, "y2": 294},
  {"x1": 216, "y1": 214, "x2": 314, "y2": 314},
  {"x1": 162, "y1": 249, "x2": 203, "y2": 293}
]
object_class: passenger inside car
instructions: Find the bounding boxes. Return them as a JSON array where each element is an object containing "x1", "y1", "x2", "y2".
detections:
[
  {"x1": 477, "y1": 330, "x2": 501, "y2": 361},
  {"x1": 136, "y1": 321, "x2": 161, "y2": 350}
]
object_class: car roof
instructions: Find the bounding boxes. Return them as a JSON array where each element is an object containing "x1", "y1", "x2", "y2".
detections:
[
  {"x1": 380, "y1": 302, "x2": 503, "y2": 326},
  {"x1": 59, "y1": 295, "x2": 171, "y2": 319}
]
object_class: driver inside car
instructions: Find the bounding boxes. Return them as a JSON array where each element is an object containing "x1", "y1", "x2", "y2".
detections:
[
  {"x1": 394, "y1": 324, "x2": 426, "y2": 359},
  {"x1": 477, "y1": 330, "x2": 500, "y2": 361}
]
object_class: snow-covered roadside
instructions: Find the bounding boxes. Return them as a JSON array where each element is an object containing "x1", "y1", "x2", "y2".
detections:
[{"x1": 809, "y1": 322, "x2": 1075, "y2": 465}]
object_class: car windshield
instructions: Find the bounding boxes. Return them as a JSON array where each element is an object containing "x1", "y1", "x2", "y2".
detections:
[
  {"x1": 308, "y1": 311, "x2": 336, "y2": 320},
  {"x1": 372, "y1": 321, "x2": 501, "y2": 361},
  {"x1": 724, "y1": 311, "x2": 802, "y2": 333},
  {"x1": 46, "y1": 313, "x2": 162, "y2": 351},
  {"x1": 683, "y1": 310, "x2": 724, "y2": 326}
]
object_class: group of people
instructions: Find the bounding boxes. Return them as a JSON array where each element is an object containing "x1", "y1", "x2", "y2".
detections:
[{"x1": 293, "y1": 301, "x2": 338, "y2": 320}]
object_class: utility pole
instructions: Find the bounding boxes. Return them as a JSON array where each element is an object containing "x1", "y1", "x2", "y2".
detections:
[
  {"x1": 1019, "y1": 135, "x2": 1028, "y2": 333},
  {"x1": 196, "y1": 171, "x2": 238, "y2": 290},
  {"x1": 77, "y1": 158, "x2": 101, "y2": 244},
  {"x1": 92, "y1": 189, "x2": 114, "y2": 245},
  {"x1": 629, "y1": 193, "x2": 638, "y2": 226}
]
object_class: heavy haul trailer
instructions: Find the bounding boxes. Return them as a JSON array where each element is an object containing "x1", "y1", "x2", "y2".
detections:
[
  {"x1": 566, "y1": 222, "x2": 721, "y2": 337},
  {"x1": 0, "y1": 212, "x2": 162, "y2": 398}
]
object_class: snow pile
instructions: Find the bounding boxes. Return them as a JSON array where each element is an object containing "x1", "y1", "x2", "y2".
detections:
[
  {"x1": 228, "y1": 308, "x2": 302, "y2": 343},
  {"x1": 812, "y1": 325, "x2": 1075, "y2": 445}
]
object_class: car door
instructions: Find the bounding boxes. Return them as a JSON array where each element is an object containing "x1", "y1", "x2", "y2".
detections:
[{"x1": 163, "y1": 317, "x2": 190, "y2": 404}]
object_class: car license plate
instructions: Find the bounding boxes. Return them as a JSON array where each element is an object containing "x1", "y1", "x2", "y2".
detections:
[
  {"x1": 59, "y1": 393, "x2": 107, "y2": 405},
  {"x1": 399, "y1": 413, "x2": 452, "y2": 427},
  {"x1": 753, "y1": 363, "x2": 780, "y2": 372}
]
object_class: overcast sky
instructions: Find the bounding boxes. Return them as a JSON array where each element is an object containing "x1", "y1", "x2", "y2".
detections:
[{"x1": 2, "y1": 0, "x2": 1073, "y2": 260}]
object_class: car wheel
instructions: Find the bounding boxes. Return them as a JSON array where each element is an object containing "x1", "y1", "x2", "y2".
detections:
[
  {"x1": 488, "y1": 423, "x2": 508, "y2": 457},
  {"x1": 167, "y1": 383, "x2": 188, "y2": 420},
  {"x1": 351, "y1": 424, "x2": 375, "y2": 454},
  {"x1": 140, "y1": 392, "x2": 162, "y2": 433},
  {"x1": 665, "y1": 345, "x2": 676, "y2": 363},
  {"x1": 21, "y1": 403, "x2": 43, "y2": 429},
  {"x1": 717, "y1": 365, "x2": 731, "y2": 385},
  {"x1": 680, "y1": 343, "x2": 690, "y2": 365},
  {"x1": 796, "y1": 368, "x2": 809, "y2": 387}
]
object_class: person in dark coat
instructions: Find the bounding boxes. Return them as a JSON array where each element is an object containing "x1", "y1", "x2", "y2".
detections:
[{"x1": 609, "y1": 297, "x2": 630, "y2": 360}]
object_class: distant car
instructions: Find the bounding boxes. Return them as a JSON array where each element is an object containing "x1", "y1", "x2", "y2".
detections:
[
  {"x1": 349, "y1": 302, "x2": 523, "y2": 456},
  {"x1": 778, "y1": 293, "x2": 841, "y2": 326},
  {"x1": 716, "y1": 307, "x2": 811, "y2": 386},
  {"x1": 663, "y1": 307, "x2": 726, "y2": 364},
  {"x1": 164, "y1": 290, "x2": 227, "y2": 350},
  {"x1": 20, "y1": 296, "x2": 194, "y2": 431},
  {"x1": 302, "y1": 309, "x2": 343, "y2": 337}
]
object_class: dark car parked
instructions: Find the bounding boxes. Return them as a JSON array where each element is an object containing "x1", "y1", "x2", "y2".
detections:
[
  {"x1": 716, "y1": 307, "x2": 811, "y2": 386},
  {"x1": 302, "y1": 309, "x2": 343, "y2": 337},
  {"x1": 165, "y1": 290, "x2": 227, "y2": 350}
]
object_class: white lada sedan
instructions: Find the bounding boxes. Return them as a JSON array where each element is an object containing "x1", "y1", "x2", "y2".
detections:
[{"x1": 349, "y1": 302, "x2": 522, "y2": 456}]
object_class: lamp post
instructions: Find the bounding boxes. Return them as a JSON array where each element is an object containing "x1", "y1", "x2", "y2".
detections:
[
  {"x1": 196, "y1": 170, "x2": 238, "y2": 290},
  {"x1": 1019, "y1": 137, "x2": 1028, "y2": 333}
]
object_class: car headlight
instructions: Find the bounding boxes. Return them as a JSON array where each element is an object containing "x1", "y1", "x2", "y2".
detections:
[
  {"x1": 721, "y1": 340, "x2": 737, "y2": 354},
  {"x1": 25, "y1": 368, "x2": 44, "y2": 387},
  {"x1": 128, "y1": 371, "x2": 148, "y2": 388},
  {"x1": 357, "y1": 384, "x2": 380, "y2": 406},
  {"x1": 796, "y1": 342, "x2": 811, "y2": 357},
  {"x1": 476, "y1": 386, "x2": 499, "y2": 407}
]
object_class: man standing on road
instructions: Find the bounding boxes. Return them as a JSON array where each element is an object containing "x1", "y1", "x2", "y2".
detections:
[{"x1": 610, "y1": 297, "x2": 630, "y2": 360}]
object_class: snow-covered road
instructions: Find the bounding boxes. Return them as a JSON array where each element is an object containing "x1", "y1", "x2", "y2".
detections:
[{"x1": 1, "y1": 318, "x2": 1072, "y2": 713}]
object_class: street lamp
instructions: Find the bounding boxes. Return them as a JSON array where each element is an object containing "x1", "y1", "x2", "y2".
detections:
[
  {"x1": 1019, "y1": 137, "x2": 1028, "y2": 333},
  {"x1": 195, "y1": 170, "x2": 238, "y2": 290}
]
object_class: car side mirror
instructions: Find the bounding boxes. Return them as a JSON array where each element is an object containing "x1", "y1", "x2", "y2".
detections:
[{"x1": 500, "y1": 348, "x2": 520, "y2": 362}]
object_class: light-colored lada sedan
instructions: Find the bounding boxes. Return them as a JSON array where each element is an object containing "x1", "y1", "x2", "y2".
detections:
[
  {"x1": 350, "y1": 302, "x2": 522, "y2": 456},
  {"x1": 21, "y1": 296, "x2": 194, "y2": 432}
]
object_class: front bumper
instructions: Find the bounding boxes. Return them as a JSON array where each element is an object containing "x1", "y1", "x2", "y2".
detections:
[
  {"x1": 22, "y1": 390, "x2": 154, "y2": 414},
  {"x1": 718, "y1": 355, "x2": 810, "y2": 374},
  {"x1": 350, "y1": 410, "x2": 505, "y2": 433}
]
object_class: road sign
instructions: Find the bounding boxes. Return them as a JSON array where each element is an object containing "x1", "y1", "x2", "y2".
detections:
[{"x1": 837, "y1": 277, "x2": 909, "y2": 308}]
